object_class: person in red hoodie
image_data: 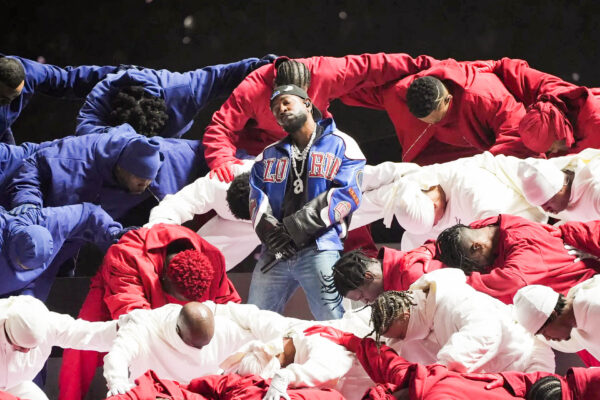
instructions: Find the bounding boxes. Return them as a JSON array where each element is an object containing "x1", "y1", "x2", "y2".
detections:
[
  {"x1": 105, "y1": 370, "x2": 345, "y2": 400},
  {"x1": 322, "y1": 245, "x2": 442, "y2": 306},
  {"x1": 491, "y1": 57, "x2": 600, "y2": 156},
  {"x1": 203, "y1": 54, "x2": 439, "y2": 181},
  {"x1": 434, "y1": 214, "x2": 600, "y2": 305},
  {"x1": 306, "y1": 326, "x2": 600, "y2": 400},
  {"x1": 58, "y1": 224, "x2": 240, "y2": 400},
  {"x1": 340, "y1": 59, "x2": 541, "y2": 165}
]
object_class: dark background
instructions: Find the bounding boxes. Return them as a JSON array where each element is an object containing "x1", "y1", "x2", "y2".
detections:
[
  {"x1": 2, "y1": 0, "x2": 600, "y2": 253},
  {"x1": 3, "y1": 0, "x2": 600, "y2": 162}
]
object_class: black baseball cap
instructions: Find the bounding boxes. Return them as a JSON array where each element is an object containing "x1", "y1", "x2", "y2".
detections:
[{"x1": 270, "y1": 84, "x2": 322, "y2": 121}]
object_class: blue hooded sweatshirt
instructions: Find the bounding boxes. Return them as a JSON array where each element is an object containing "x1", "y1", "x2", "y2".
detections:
[
  {"x1": 6, "y1": 124, "x2": 207, "y2": 219},
  {"x1": 76, "y1": 57, "x2": 271, "y2": 138},
  {"x1": 0, "y1": 55, "x2": 117, "y2": 144},
  {"x1": 0, "y1": 203, "x2": 122, "y2": 300}
]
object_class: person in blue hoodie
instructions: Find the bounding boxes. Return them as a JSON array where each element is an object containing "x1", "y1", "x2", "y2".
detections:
[
  {"x1": 76, "y1": 55, "x2": 276, "y2": 138},
  {"x1": 249, "y1": 84, "x2": 366, "y2": 321},
  {"x1": 6, "y1": 124, "x2": 207, "y2": 221},
  {"x1": 0, "y1": 141, "x2": 49, "y2": 187},
  {"x1": 0, "y1": 55, "x2": 117, "y2": 144},
  {"x1": 0, "y1": 203, "x2": 128, "y2": 301}
]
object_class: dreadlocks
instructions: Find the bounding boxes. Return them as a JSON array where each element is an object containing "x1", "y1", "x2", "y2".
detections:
[
  {"x1": 435, "y1": 223, "x2": 481, "y2": 274},
  {"x1": 274, "y1": 60, "x2": 311, "y2": 89},
  {"x1": 527, "y1": 376, "x2": 562, "y2": 400},
  {"x1": 368, "y1": 290, "x2": 415, "y2": 346},
  {"x1": 108, "y1": 85, "x2": 168, "y2": 137},
  {"x1": 321, "y1": 249, "x2": 374, "y2": 309}
]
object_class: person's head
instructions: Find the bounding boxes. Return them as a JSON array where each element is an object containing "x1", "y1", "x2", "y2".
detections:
[
  {"x1": 0, "y1": 57, "x2": 25, "y2": 106},
  {"x1": 176, "y1": 302, "x2": 214, "y2": 349},
  {"x1": 406, "y1": 76, "x2": 452, "y2": 124},
  {"x1": 161, "y1": 245, "x2": 215, "y2": 303},
  {"x1": 520, "y1": 102, "x2": 574, "y2": 155},
  {"x1": 7, "y1": 225, "x2": 54, "y2": 272},
  {"x1": 108, "y1": 86, "x2": 168, "y2": 137},
  {"x1": 513, "y1": 285, "x2": 574, "y2": 342},
  {"x1": 324, "y1": 250, "x2": 384, "y2": 305},
  {"x1": 3, "y1": 296, "x2": 50, "y2": 353},
  {"x1": 226, "y1": 172, "x2": 251, "y2": 220},
  {"x1": 527, "y1": 376, "x2": 563, "y2": 400},
  {"x1": 436, "y1": 223, "x2": 499, "y2": 274},
  {"x1": 274, "y1": 59, "x2": 311, "y2": 90},
  {"x1": 270, "y1": 84, "x2": 322, "y2": 134},
  {"x1": 518, "y1": 160, "x2": 573, "y2": 214},
  {"x1": 114, "y1": 136, "x2": 162, "y2": 194},
  {"x1": 221, "y1": 339, "x2": 285, "y2": 379},
  {"x1": 368, "y1": 291, "x2": 416, "y2": 344}
]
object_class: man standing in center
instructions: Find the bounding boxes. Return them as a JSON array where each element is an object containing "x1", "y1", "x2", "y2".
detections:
[{"x1": 249, "y1": 84, "x2": 365, "y2": 320}]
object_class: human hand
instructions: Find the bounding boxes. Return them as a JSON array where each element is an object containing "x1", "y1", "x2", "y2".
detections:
[
  {"x1": 106, "y1": 382, "x2": 135, "y2": 397},
  {"x1": 262, "y1": 371, "x2": 291, "y2": 400},
  {"x1": 461, "y1": 372, "x2": 505, "y2": 390},
  {"x1": 404, "y1": 246, "x2": 433, "y2": 272},
  {"x1": 564, "y1": 244, "x2": 599, "y2": 263},
  {"x1": 209, "y1": 159, "x2": 243, "y2": 183}
]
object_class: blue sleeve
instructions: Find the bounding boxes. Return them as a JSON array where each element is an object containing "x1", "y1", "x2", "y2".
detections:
[
  {"x1": 40, "y1": 203, "x2": 122, "y2": 251},
  {"x1": 326, "y1": 148, "x2": 366, "y2": 225},
  {"x1": 249, "y1": 155, "x2": 279, "y2": 242},
  {"x1": 75, "y1": 69, "x2": 163, "y2": 136},
  {"x1": 20, "y1": 56, "x2": 117, "y2": 99},
  {"x1": 188, "y1": 57, "x2": 268, "y2": 108},
  {"x1": 7, "y1": 155, "x2": 45, "y2": 208},
  {"x1": 0, "y1": 142, "x2": 38, "y2": 187}
]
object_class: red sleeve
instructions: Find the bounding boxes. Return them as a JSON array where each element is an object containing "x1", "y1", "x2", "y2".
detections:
[
  {"x1": 0, "y1": 391, "x2": 23, "y2": 400},
  {"x1": 102, "y1": 236, "x2": 152, "y2": 319},
  {"x1": 322, "y1": 53, "x2": 440, "y2": 99},
  {"x1": 354, "y1": 337, "x2": 414, "y2": 386},
  {"x1": 560, "y1": 220, "x2": 600, "y2": 258},
  {"x1": 203, "y1": 242, "x2": 241, "y2": 304},
  {"x1": 500, "y1": 371, "x2": 556, "y2": 397},
  {"x1": 212, "y1": 262, "x2": 241, "y2": 304},
  {"x1": 186, "y1": 374, "x2": 230, "y2": 397},
  {"x1": 484, "y1": 92, "x2": 542, "y2": 158},
  {"x1": 466, "y1": 241, "x2": 539, "y2": 304}
]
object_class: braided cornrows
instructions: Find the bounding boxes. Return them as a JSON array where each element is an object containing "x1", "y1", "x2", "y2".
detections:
[
  {"x1": 436, "y1": 223, "x2": 480, "y2": 274},
  {"x1": 274, "y1": 60, "x2": 311, "y2": 89},
  {"x1": 368, "y1": 290, "x2": 415, "y2": 346}
]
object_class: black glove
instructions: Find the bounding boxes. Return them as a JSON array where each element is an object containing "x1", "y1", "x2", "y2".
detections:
[{"x1": 265, "y1": 223, "x2": 297, "y2": 259}]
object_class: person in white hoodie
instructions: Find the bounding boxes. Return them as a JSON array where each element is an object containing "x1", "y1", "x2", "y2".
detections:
[
  {"x1": 366, "y1": 269, "x2": 555, "y2": 374},
  {"x1": 513, "y1": 275, "x2": 600, "y2": 361},
  {"x1": 0, "y1": 295, "x2": 117, "y2": 400}
]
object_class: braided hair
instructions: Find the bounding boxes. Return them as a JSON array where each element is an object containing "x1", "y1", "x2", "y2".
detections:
[
  {"x1": 0, "y1": 57, "x2": 25, "y2": 89},
  {"x1": 274, "y1": 60, "x2": 311, "y2": 89},
  {"x1": 108, "y1": 85, "x2": 168, "y2": 137},
  {"x1": 368, "y1": 291, "x2": 416, "y2": 346},
  {"x1": 406, "y1": 76, "x2": 447, "y2": 118},
  {"x1": 321, "y1": 249, "x2": 375, "y2": 309},
  {"x1": 527, "y1": 376, "x2": 562, "y2": 400},
  {"x1": 435, "y1": 223, "x2": 481, "y2": 274}
]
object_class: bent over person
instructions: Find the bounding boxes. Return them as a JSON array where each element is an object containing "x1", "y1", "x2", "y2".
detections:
[{"x1": 249, "y1": 84, "x2": 365, "y2": 320}]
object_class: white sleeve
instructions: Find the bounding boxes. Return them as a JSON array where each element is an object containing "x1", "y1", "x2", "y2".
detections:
[
  {"x1": 283, "y1": 335, "x2": 354, "y2": 388},
  {"x1": 103, "y1": 320, "x2": 149, "y2": 387},
  {"x1": 48, "y1": 312, "x2": 118, "y2": 351},
  {"x1": 146, "y1": 176, "x2": 221, "y2": 227},
  {"x1": 213, "y1": 302, "x2": 291, "y2": 342},
  {"x1": 436, "y1": 300, "x2": 504, "y2": 372},
  {"x1": 361, "y1": 162, "x2": 418, "y2": 191}
]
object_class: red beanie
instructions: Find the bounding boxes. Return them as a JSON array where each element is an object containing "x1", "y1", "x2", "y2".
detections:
[
  {"x1": 520, "y1": 101, "x2": 574, "y2": 153},
  {"x1": 166, "y1": 249, "x2": 215, "y2": 301}
]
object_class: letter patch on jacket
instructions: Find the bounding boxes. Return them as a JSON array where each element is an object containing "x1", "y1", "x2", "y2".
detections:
[
  {"x1": 309, "y1": 152, "x2": 341, "y2": 180},
  {"x1": 263, "y1": 158, "x2": 289, "y2": 183},
  {"x1": 333, "y1": 201, "x2": 352, "y2": 222}
]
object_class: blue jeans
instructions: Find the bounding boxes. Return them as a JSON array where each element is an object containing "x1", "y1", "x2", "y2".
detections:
[{"x1": 248, "y1": 246, "x2": 344, "y2": 320}]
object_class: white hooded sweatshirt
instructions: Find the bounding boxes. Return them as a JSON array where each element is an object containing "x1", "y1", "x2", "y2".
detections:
[{"x1": 386, "y1": 269, "x2": 555, "y2": 373}]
